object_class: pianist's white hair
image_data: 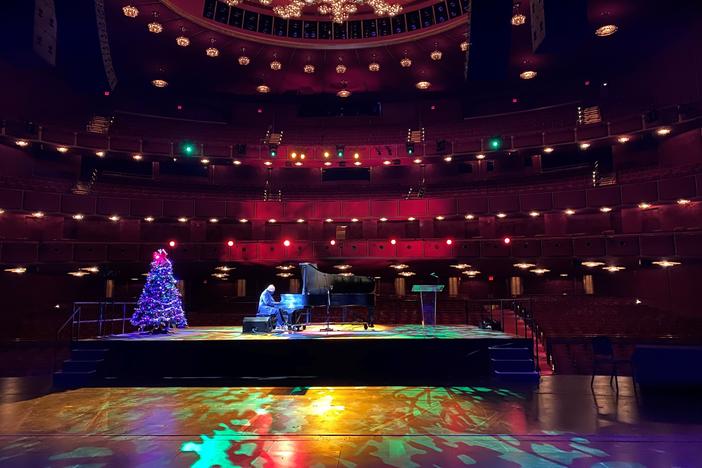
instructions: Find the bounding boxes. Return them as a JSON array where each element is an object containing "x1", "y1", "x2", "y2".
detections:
[{"x1": 266, "y1": 284, "x2": 275, "y2": 292}]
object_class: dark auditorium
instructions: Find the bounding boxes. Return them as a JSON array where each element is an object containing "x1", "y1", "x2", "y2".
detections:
[{"x1": 2, "y1": 0, "x2": 702, "y2": 466}]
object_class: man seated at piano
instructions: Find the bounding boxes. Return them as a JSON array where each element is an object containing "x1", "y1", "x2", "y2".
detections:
[{"x1": 257, "y1": 284, "x2": 289, "y2": 330}]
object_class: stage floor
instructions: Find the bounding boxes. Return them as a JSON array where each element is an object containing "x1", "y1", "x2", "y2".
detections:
[
  {"x1": 1, "y1": 375, "x2": 701, "y2": 467},
  {"x1": 93, "y1": 324, "x2": 516, "y2": 341}
]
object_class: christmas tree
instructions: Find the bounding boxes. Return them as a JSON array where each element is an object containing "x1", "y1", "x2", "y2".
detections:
[{"x1": 131, "y1": 249, "x2": 187, "y2": 333}]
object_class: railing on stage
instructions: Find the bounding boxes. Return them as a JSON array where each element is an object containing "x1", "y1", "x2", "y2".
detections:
[{"x1": 56, "y1": 301, "x2": 137, "y2": 342}]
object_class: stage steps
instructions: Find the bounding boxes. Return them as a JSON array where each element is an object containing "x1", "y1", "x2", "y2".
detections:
[
  {"x1": 489, "y1": 345, "x2": 540, "y2": 382},
  {"x1": 53, "y1": 348, "x2": 109, "y2": 388}
]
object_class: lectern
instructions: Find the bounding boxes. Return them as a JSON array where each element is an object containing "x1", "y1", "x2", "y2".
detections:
[{"x1": 411, "y1": 285, "x2": 445, "y2": 326}]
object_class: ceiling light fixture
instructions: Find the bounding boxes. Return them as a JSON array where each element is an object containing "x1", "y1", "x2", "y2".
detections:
[
  {"x1": 151, "y1": 79, "x2": 168, "y2": 88},
  {"x1": 652, "y1": 260, "x2": 681, "y2": 268},
  {"x1": 147, "y1": 12, "x2": 163, "y2": 33},
  {"x1": 603, "y1": 265, "x2": 625, "y2": 272},
  {"x1": 273, "y1": 0, "x2": 402, "y2": 24},
  {"x1": 514, "y1": 263, "x2": 536, "y2": 270},
  {"x1": 256, "y1": 84, "x2": 271, "y2": 94},
  {"x1": 595, "y1": 24, "x2": 618, "y2": 37},
  {"x1": 415, "y1": 81, "x2": 431, "y2": 90},
  {"x1": 238, "y1": 48, "x2": 250, "y2": 66},
  {"x1": 206, "y1": 39, "x2": 219, "y2": 57},
  {"x1": 519, "y1": 70, "x2": 537, "y2": 80},
  {"x1": 400, "y1": 52, "x2": 412, "y2": 68},
  {"x1": 677, "y1": 198, "x2": 691, "y2": 205},
  {"x1": 460, "y1": 40, "x2": 469, "y2": 52},
  {"x1": 430, "y1": 43, "x2": 442, "y2": 61},
  {"x1": 122, "y1": 5, "x2": 139, "y2": 17},
  {"x1": 15, "y1": 140, "x2": 29, "y2": 147},
  {"x1": 581, "y1": 261, "x2": 605, "y2": 268},
  {"x1": 304, "y1": 63, "x2": 315, "y2": 74},
  {"x1": 656, "y1": 127, "x2": 671, "y2": 136}
]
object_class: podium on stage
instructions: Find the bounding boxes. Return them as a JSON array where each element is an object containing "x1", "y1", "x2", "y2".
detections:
[{"x1": 411, "y1": 284, "x2": 445, "y2": 326}]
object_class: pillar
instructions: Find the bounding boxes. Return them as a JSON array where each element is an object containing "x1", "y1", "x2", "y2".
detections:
[
  {"x1": 510, "y1": 276, "x2": 523, "y2": 297},
  {"x1": 236, "y1": 279, "x2": 246, "y2": 297},
  {"x1": 583, "y1": 274, "x2": 594, "y2": 295},
  {"x1": 105, "y1": 279, "x2": 114, "y2": 299},
  {"x1": 448, "y1": 277, "x2": 460, "y2": 297},
  {"x1": 394, "y1": 277, "x2": 406, "y2": 297}
]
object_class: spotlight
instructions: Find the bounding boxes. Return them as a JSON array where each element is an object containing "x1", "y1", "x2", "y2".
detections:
[
  {"x1": 336, "y1": 145, "x2": 345, "y2": 158},
  {"x1": 227, "y1": 240, "x2": 235, "y2": 247},
  {"x1": 179, "y1": 141, "x2": 198, "y2": 156},
  {"x1": 269, "y1": 145, "x2": 278, "y2": 157},
  {"x1": 446, "y1": 239, "x2": 453, "y2": 245},
  {"x1": 543, "y1": 147, "x2": 555, "y2": 153},
  {"x1": 283, "y1": 239, "x2": 291, "y2": 247},
  {"x1": 406, "y1": 142, "x2": 415, "y2": 155},
  {"x1": 330, "y1": 239, "x2": 336, "y2": 246},
  {"x1": 168, "y1": 240, "x2": 176, "y2": 248},
  {"x1": 503, "y1": 237, "x2": 511, "y2": 245},
  {"x1": 487, "y1": 136, "x2": 503, "y2": 151},
  {"x1": 390, "y1": 238, "x2": 397, "y2": 245}
]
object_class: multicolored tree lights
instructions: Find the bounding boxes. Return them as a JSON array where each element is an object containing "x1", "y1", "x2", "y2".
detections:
[{"x1": 130, "y1": 249, "x2": 187, "y2": 333}]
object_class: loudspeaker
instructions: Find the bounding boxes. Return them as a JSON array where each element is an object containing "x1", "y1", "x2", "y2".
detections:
[{"x1": 243, "y1": 316, "x2": 274, "y2": 333}]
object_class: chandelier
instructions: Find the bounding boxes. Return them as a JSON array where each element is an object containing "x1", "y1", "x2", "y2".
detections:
[
  {"x1": 238, "y1": 48, "x2": 250, "y2": 65},
  {"x1": 122, "y1": 5, "x2": 139, "y2": 17},
  {"x1": 274, "y1": 0, "x2": 402, "y2": 24}
]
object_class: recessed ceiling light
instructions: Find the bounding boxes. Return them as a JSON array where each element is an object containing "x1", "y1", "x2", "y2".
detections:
[
  {"x1": 603, "y1": 265, "x2": 625, "y2": 272},
  {"x1": 407, "y1": 217, "x2": 416, "y2": 221},
  {"x1": 233, "y1": 160, "x2": 242, "y2": 165},
  {"x1": 239, "y1": 218, "x2": 248, "y2": 223},
  {"x1": 513, "y1": 263, "x2": 536, "y2": 270},
  {"x1": 268, "y1": 218, "x2": 276, "y2": 223},
  {"x1": 383, "y1": 160, "x2": 391, "y2": 165},
  {"x1": 132, "y1": 154, "x2": 143, "y2": 161}
]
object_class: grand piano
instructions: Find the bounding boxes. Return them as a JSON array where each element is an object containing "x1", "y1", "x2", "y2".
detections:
[{"x1": 280, "y1": 263, "x2": 376, "y2": 330}]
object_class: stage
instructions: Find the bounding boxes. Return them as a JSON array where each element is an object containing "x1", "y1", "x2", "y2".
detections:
[{"x1": 55, "y1": 325, "x2": 533, "y2": 387}]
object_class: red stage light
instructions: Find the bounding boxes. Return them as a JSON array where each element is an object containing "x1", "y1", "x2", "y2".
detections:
[
  {"x1": 488, "y1": 275, "x2": 494, "y2": 282},
  {"x1": 168, "y1": 240, "x2": 176, "y2": 248},
  {"x1": 390, "y1": 239, "x2": 397, "y2": 245},
  {"x1": 446, "y1": 239, "x2": 453, "y2": 245},
  {"x1": 283, "y1": 239, "x2": 291, "y2": 247},
  {"x1": 176, "y1": 104, "x2": 183, "y2": 110},
  {"x1": 103, "y1": 91, "x2": 110, "y2": 96},
  {"x1": 503, "y1": 237, "x2": 511, "y2": 245},
  {"x1": 257, "y1": 108, "x2": 263, "y2": 114},
  {"x1": 330, "y1": 239, "x2": 336, "y2": 246},
  {"x1": 227, "y1": 240, "x2": 235, "y2": 247}
]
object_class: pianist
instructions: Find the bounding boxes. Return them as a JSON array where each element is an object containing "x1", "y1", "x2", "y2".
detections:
[{"x1": 257, "y1": 284, "x2": 288, "y2": 329}]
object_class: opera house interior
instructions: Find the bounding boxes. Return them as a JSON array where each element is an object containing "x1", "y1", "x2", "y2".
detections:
[{"x1": 1, "y1": 0, "x2": 702, "y2": 466}]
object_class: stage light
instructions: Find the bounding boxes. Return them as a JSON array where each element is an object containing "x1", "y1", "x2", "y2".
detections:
[
  {"x1": 487, "y1": 136, "x2": 503, "y2": 151},
  {"x1": 564, "y1": 209, "x2": 575, "y2": 215},
  {"x1": 330, "y1": 239, "x2": 336, "y2": 246},
  {"x1": 496, "y1": 212, "x2": 507, "y2": 218},
  {"x1": 132, "y1": 154, "x2": 143, "y2": 161},
  {"x1": 435, "y1": 215, "x2": 445, "y2": 220},
  {"x1": 383, "y1": 160, "x2": 391, "y2": 165},
  {"x1": 324, "y1": 151, "x2": 330, "y2": 158},
  {"x1": 95, "y1": 151, "x2": 105, "y2": 157},
  {"x1": 144, "y1": 216, "x2": 154, "y2": 222},
  {"x1": 529, "y1": 211, "x2": 540, "y2": 217},
  {"x1": 353, "y1": 153, "x2": 360, "y2": 159},
  {"x1": 677, "y1": 198, "x2": 691, "y2": 205},
  {"x1": 239, "y1": 218, "x2": 248, "y2": 223},
  {"x1": 32, "y1": 211, "x2": 45, "y2": 218},
  {"x1": 15, "y1": 140, "x2": 29, "y2": 147},
  {"x1": 600, "y1": 206, "x2": 612, "y2": 213},
  {"x1": 407, "y1": 217, "x2": 416, "y2": 221},
  {"x1": 579, "y1": 142, "x2": 591, "y2": 150},
  {"x1": 109, "y1": 215, "x2": 120, "y2": 222},
  {"x1": 336, "y1": 145, "x2": 345, "y2": 158},
  {"x1": 475, "y1": 154, "x2": 486, "y2": 160},
  {"x1": 56, "y1": 146, "x2": 69, "y2": 153},
  {"x1": 291, "y1": 152, "x2": 298, "y2": 159},
  {"x1": 503, "y1": 237, "x2": 511, "y2": 245},
  {"x1": 443, "y1": 155, "x2": 452, "y2": 162},
  {"x1": 653, "y1": 260, "x2": 681, "y2": 268},
  {"x1": 406, "y1": 142, "x2": 414, "y2": 155},
  {"x1": 294, "y1": 161, "x2": 303, "y2": 166},
  {"x1": 390, "y1": 238, "x2": 397, "y2": 245},
  {"x1": 4, "y1": 267, "x2": 27, "y2": 274},
  {"x1": 264, "y1": 161, "x2": 273, "y2": 166},
  {"x1": 446, "y1": 239, "x2": 453, "y2": 245},
  {"x1": 180, "y1": 141, "x2": 197, "y2": 156},
  {"x1": 354, "y1": 161, "x2": 362, "y2": 166},
  {"x1": 618, "y1": 136, "x2": 631, "y2": 143},
  {"x1": 325, "y1": 218, "x2": 334, "y2": 223},
  {"x1": 168, "y1": 240, "x2": 176, "y2": 248},
  {"x1": 72, "y1": 213, "x2": 84, "y2": 220},
  {"x1": 283, "y1": 239, "x2": 291, "y2": 247},
  {"x1": 178, "y1": 217, "x2": 188, "y2": 223},
  {"x1": 201, "y1": 159, "x2": 210, "y2": 164},
  {"x1": 233, "y1": 160, "x2": 241, "y2": 165},
  {"x1": 543, "y1": 147, "x2": 555, "y2": 153},
  {"x1": 638, "y1": 202, "x2": 651, "y2": 209},
  {"x1": 379, "y1": 217, "x2": 388, "y2": 222},
  {"x1": 227, "y1": 240, "x2": 235, "y2": 247},
  {"x1": 656, "y1": 127, "x2": 671, "y2": 136},
  {"x1": 465, "y1": 214, "x2": 475, "y2": 220},
  {"x1": 268, "y1": 218, "x2": 276, "y2": 223},
  {"x1": 413, "y1": 158, "x2": 422, "y2": 164},
  {"x1": 324, "y1": 161, "x2": 332, "y2": 166},
  {"x1": 351, "y1": 218, "x2": 359, "y2": 222},
  {"x1": 582, "y1": 261, "x2": 605, "y2": 268}
]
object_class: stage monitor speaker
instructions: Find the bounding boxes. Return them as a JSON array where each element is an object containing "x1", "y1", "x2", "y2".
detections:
[{"x1": 243, "y1": 316, "x2": 274, "y2": 333}]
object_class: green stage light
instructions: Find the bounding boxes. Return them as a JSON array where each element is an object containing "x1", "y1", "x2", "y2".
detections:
[
  {"x1": 488, "y1": 136, "x2": 503, "y2": 151},
  {"x1": 179, "y1": 141, "x2": 198, "y2": 156},
  {"x1": 336, "y1": 145, "x2": 344, "y2": 158}
]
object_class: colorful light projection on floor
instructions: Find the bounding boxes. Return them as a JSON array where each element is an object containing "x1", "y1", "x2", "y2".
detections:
[{"x1": 1, "y1": 384, "x2": 700, "y2": 467}]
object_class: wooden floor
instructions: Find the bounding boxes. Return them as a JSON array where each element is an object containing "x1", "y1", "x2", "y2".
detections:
[{"x1": 1, "y1": 375, "x2": 701, "y2": 466}]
